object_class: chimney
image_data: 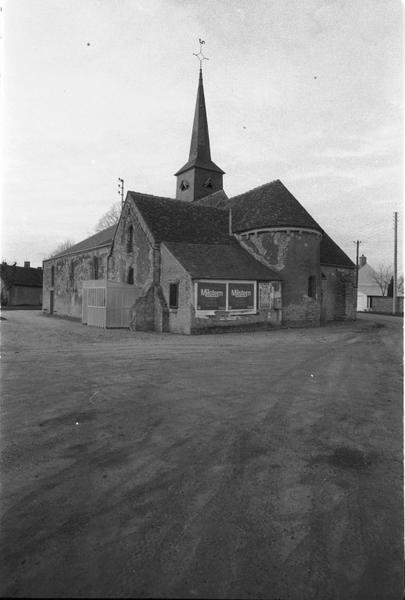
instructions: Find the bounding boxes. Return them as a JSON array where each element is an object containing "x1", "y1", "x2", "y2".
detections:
[
  {"x1": 24, "y1": 261, "x2": 30, "y2": 268},
  {"x1": 359, "y1": 255, "x2": 367, "y2": 268}
]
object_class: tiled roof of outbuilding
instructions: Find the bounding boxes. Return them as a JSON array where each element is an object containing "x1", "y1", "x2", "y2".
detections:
[
  {"x1": 164, "y1": 241, "x2": 281, "y2": 281},
  {"x1": 320, "y1": 232, "x2": 355, "y2": 268},
  {"x1": 227, "y1": 180, "x2": 322, "y2": 233},
  {"x1": 0, "y1": 264, "x2": 43, "y2": 287},
  {"x1": 46, "y1": 225, "x2": 116, "y2": 260},
  {"x1": 129, "y1": 191, "x2": 231, "y2": 244}
]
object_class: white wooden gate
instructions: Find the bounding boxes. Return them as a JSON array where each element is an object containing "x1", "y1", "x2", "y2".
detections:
[{"x1": 82, "y1": 280, "x2": 136, "y2": 328}]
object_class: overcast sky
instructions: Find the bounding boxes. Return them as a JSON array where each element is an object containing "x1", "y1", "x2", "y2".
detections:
[{"x1": 2, "y1": 0, "x2": 403, "y2": 271}]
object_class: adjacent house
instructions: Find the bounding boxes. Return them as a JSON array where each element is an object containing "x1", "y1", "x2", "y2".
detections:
[
  {"x1": 357, "y1": 255, "x2": 384, "y2": 311},
  {"x1": 1, "y1": 262, "x2": 43, "y2": 307}
]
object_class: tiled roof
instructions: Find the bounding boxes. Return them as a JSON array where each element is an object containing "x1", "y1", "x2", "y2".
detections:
[
  {"x1": 130, "y1": 191, "x2": 231, "y2": 244},
  {"x1": 197, "y1": 180, "x2": 353, "y2": 269},
  {"x1": 193, "y1": 189, "x2": 229, "y2": 208},
  {"x1": 0, "y1": 264, "x2": 43, "y2": 287},
  {"x1": 320, "y1": 232, "x2": 355, "y2": 268},
  {"x1": 47, "y1": 225, "x2": 116, "y2": 260},
  {"x1": 226, "y1": 180, "x2": 322, "y2": 233},
  {"x1": 164, "y1": 241, "x2": 281, "y2": 280}
]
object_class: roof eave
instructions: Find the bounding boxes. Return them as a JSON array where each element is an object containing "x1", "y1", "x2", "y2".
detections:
[{"x1": 175, "y1": 160, "x2": 225, "y2": 176}]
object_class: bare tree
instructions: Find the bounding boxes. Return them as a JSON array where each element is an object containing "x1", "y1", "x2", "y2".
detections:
[
  {"x1": 398, "y1": 275, "x2": 404, "y2": 295},
  {"x1": 371, "y1": 264, "x2": 393, "y2": 296},
  {"x1": 95, "y1": 202, "x2": 122, "y2": 232},
  {"x1": 48, "y1": 239, "x2": 75, "y2": 258}
]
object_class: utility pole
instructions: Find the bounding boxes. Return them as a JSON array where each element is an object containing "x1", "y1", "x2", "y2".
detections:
[
  {"x1": 393, "y1": 211, "x2": 398, "y2": 314},
  {"x1": 118, "y1": 178, "x2": 124, "y2": 208},
  {"x1": 353, "y1": 240, "x2": 362, "y2": 291}
]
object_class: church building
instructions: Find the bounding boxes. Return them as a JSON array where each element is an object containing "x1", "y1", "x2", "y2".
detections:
[{"x1": 42, "y1": 63, "x2": 356, "y2": 334}]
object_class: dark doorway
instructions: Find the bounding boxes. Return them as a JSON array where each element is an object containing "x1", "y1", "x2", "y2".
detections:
[{"x1": 50, "y1": 291, "x2": 54, "y2": 315}]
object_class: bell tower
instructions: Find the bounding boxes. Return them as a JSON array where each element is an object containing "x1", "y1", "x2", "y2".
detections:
[{"x1": 175, "y1": 42, "x2": 225, "y2": 202}]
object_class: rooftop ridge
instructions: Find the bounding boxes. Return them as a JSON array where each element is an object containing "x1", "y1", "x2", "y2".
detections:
[
  {"x1": 45, "y1": 224, "x2": 116, "y2": 261},
  {"x1": 129, "y1": 190, "x2": 229, "y2": 212},
  {"x1": 229, "y1": 179, "x2": 282, "y2": 202}
]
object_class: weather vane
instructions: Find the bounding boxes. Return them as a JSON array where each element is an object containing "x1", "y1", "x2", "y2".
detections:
[{"x1": 193, "y1": 38, "x2": 209, "y2": 67}]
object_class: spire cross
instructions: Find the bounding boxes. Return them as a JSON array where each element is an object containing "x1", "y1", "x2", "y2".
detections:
[{"x1": 193, "y1": 38, "x2": 209, "y2": 67}]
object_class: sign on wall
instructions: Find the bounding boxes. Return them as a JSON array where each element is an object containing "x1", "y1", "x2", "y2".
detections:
[
  {"x1": 228, "y1": 283, "x2": 254, "y2": 310},
  {"x1": 197, "y1": 282, "x2": 226, "y2": 311},
  {"x1": 259, "y1": 282, "x2": 272, "y2": 309}
]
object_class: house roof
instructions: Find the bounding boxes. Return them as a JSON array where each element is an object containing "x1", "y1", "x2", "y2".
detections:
[
  {"x1": 320, "y1": 232, "x2": 355, "y2": 268},
  {"x1": 0, "y1": 264, "x2": 43, "y2": 287},
  {"x1": 357, "y1": 263, "x2": 382, "y2": 295},
  {"x1": 201, "y1": 179, "x2": 323, "y2": 233},
  {"x1": 358, "y1": 263, "x2": 376, "y2": 284},
  {"x1": 129, "y1": 191, "x2": 231, "y2": 244},
  {"x1": 46, "y1": 225, "x2": 116, "y2": 260},
  {"x1": 164, "y1": 241, "x2": 281, "y2": 281}
]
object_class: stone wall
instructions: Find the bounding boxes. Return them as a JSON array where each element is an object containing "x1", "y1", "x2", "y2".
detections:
[
  {"x1": 108, "y1": 201, "x2": 154, "y2": 291},
  {"x1": 42, "y1": 247, "x2": 109, "y2": 319},
  {"x1": 4, "y1": 285, "x2": 42, "y2": 306},
  {"x1": 369, "y1": 295, "x2": 404, "y2": 314},
  {"x1": 160, "y1": 245, "x2": 193, "y2": 334},
  {"x1": 321, "y1": 266, "x2": 356, "y2": 322},
  {"x1": 109, "y1": 201, "x2": 160, "y2": 330},
  {"x1": 238, "y1": 230, "x2": 321, "y2": 327}
]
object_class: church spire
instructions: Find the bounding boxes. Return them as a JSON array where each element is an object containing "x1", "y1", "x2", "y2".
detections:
[
  {"x1": 188, "y1": 67, "x2": 213, "y2": 166},
  {"x1": 175, "y1": 42, "x2": 225, "y2": 202}
]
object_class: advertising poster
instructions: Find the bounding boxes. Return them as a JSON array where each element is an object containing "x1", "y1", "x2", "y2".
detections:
[
  {"x1": 228, "y1": 283, "x2": 254, "y2": 310},
  {"x1": 197, "y1": 282, "x2": 226, "y2": 310},
  {"x1": 259, "y1": 282, "x2": 272, "y2": 309}
]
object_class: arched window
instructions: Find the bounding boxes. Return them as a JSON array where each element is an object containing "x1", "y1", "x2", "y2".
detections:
[
  {"x1": 127, "y1": 267, "x2": 134, "y2": 285},
  {"x1": 127, "y1": 225, "x2": 134, "y2": 253},
  {"x1": 51, "y1": 266, "x2": 55, "y2": 286},
  {"x1": 93, "y1": 256, "x2": 99, "y2": 280}
]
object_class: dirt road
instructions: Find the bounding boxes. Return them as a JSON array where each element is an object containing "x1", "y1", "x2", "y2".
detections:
[{"x1": 0, "y1": 311, "x2": 403, "y2": 599}]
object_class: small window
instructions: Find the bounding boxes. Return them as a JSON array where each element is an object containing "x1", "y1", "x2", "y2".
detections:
[
  {"x1": 169, "y1": 283, "x2": 179, "y2": 309},
  {"x1": 127, "y1": 267, "x2": 134, "y2": 285},
  {"x1": 51, "y1": 266, "x2": 55, "y2": 286},
  {"x1": 127, "y1": 225, "x2": 133, "y2": 253},
  {"x1": 93, "y1": 256, "x2": 99, "y2": 280},
  {"x1": 308, "y1": 276, "x2": 316, "y2": 298}
]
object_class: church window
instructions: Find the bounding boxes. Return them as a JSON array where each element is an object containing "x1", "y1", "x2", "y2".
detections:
[
  {"x1": 127, "y1": 267, "x2": 134, "y2": 285},
  {"x1": 180, "y1": 180, "x2": 189, "y2": 191},
  {"x1": 93, "y1": 256, "x2": 99, "y2": 280},
  {"x1": 169, "y1": 283, "x2": 179, "y2": 309},
  {"x1": 203, "y1": 177, "x2": 213, "y2": 189},
  {"x1": 127, "y1": 225, "x2": 134, "y2": 253},
  {"x1": 308, "y1": 276, "x2": 316, "y2": 298},
  {"x1": 51, "y1": 266, "x2": 55, "y2": 286}
]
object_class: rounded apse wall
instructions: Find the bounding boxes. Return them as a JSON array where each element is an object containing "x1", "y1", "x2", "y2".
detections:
[{"x1": 238, "y1": 228, "x2": 322, "y2": 326}]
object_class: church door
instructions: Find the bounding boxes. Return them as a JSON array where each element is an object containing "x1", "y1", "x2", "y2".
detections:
[{"x1": 49, "y1": 291, "x2": 54, "y2": 315}]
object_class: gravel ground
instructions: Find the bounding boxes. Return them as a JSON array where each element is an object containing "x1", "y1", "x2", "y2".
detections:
[{"x1": 0, "y1": 310, "x2": 403, "y2": 599}]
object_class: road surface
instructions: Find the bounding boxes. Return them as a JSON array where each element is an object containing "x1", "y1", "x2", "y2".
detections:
[{"x1": 0, "y1": 311, "x2": 403, "y2": 599}]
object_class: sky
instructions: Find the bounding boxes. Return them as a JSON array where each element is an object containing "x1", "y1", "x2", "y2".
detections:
[{"x1": 1, "y1": 0, "x2": 403, "y2": 271}]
